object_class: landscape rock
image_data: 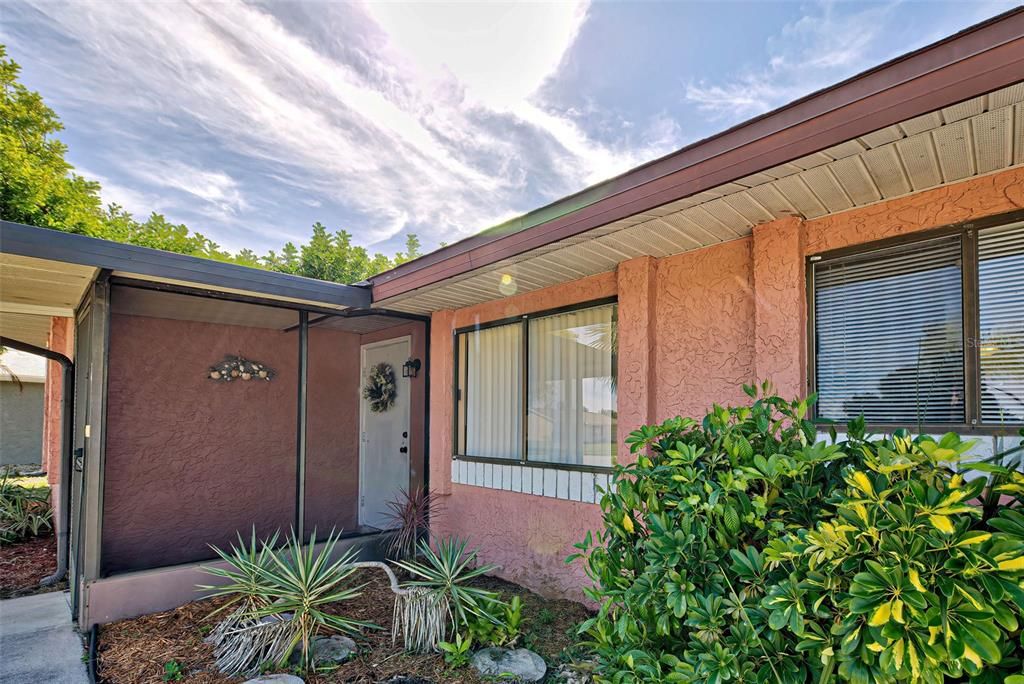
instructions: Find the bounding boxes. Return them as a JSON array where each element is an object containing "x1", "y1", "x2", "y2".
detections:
[
  {"x1": 298, "y1": 634, "x2": 357, "y2": 664},
  {"x1": 243, "y1": 675, "x2": 304, "y2": 684},
  {"x1": 285, "y1": 634, "x2": 356, "y2": 666},
  {"x1": 471, "y1": 647, "x2": 546, "y2": 682}
]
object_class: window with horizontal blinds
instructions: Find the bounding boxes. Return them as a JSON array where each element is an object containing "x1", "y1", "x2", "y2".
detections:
[
  {"x1": 813, "y1": 236, "x2": 965, "y2": 423},
  {"x1": 978, "y1": 222, "x2": 1024, "y2": 424},
  {"x1": 454, "y1": 300, "x2": 617, "y2": 470}
]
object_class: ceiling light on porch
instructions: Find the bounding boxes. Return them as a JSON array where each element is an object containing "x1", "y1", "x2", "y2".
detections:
[{"x1": 499, "y1": 273, "x2": 518, "y2": 296}]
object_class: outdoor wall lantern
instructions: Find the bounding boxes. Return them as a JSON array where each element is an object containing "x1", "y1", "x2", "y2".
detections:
[{"x1": 402, "y1": 358, "x2": 421, "y2": 378}]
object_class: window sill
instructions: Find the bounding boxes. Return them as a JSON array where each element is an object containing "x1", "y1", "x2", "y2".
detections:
[
  {"x1": 812, "y1": 421, "x2": 1024, "y2": 438},
  {"x1": 451, "y1": 456, "x2": 612, "y2": 503}
]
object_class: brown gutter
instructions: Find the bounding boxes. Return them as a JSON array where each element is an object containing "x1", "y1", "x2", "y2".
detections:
[{"x1": 370, "y1": 8, "x2": 1024, "y2": 303}]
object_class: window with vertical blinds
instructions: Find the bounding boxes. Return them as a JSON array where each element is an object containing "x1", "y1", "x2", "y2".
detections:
[
  {"x1": 457, "y1": 323, "x2": 522, "y2": 460},
  {"x1": 528, "y1": 305, "x2": 617, "y2": 467},
  {"x1": 813, "y1": 236, "x2": 965, "y2": 424},
  {"x1": 455, "y1": 301, "x2": 617, "y2": 469},
  {"x1": 811, "y1": 216, "x2": 1024, "y2": 430},
  {"x1": 978, "y1": 222, "x2": 1024, "y2": 424}
]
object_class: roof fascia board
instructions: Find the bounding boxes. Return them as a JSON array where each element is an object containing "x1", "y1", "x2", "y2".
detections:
[
  {"x1": 370, "y1": 9, "x2": 1024, "y2": 302},
  {"x1": 0, "y1": 221, "x2": 371, "y2": 309}
]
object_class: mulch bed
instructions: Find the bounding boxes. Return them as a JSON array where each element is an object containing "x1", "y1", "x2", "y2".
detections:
[
  {"x1": 0, "y1": 532, "x2": 64, "y2": 599},
  {"x1": 98, "y1": 569, "x2": 593, "y2": 683}
]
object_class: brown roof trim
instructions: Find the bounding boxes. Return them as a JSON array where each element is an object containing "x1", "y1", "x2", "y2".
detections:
[{"x1": 370, "y1": 8, "x2": 1024, "y2": 303}]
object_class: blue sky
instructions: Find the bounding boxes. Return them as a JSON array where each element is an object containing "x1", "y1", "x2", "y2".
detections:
[{"x1": 1, "y1": 1, "x2": 1016, "y2": 257}]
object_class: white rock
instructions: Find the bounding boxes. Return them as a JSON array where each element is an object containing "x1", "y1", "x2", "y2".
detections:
[
  {"x1": 243, "y1": 675, "x2": 304, "y2": 684},
  {"x1": 471, "y1": 647, "x2": 547, "y2": 682}
]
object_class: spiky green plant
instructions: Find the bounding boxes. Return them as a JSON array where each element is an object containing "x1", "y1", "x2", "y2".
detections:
[
  {"x1": 254, "y1": 530, "x2": 378, "y2": 671},
  {"x1": 198, "y1": 527, "x2": 281, "y2": 669},
  {"x1": 199, "y1": 529, "x2": 378, "y2": 675},
  {"x1": 394, "y1": 537, "x2": 501, "y2": 639}
]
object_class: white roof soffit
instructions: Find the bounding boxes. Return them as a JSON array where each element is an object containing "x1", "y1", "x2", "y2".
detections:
[
  {"x1": 0, "y1": 252, "x2": 96, "y2": 347},
  {"x1": 379, "y1": 82, "x2": 1024, "y2": 314}
]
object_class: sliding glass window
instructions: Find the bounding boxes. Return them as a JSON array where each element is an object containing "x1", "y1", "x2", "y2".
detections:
[
  {"x1": 810, "y1": 215, "x2": 1024, "y2": 431},
  {"x1": 455, "y1": 301, "x2": 617, "y2": 470}
]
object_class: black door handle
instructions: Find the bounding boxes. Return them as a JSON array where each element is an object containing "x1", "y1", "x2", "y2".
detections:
[{"x1": 399, "y1": 446, "x2": 408, "y2": 453}]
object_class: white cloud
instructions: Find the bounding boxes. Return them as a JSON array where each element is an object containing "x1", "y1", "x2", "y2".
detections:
[
  {"x1": 6, "y1": 0, "x2": 678, "y2": 251},
  {"x1": 130, "y1": 160, "x2": 247, "y2": 219},
  {"x1": 685, "y1": 2, "x2": 897, "y2": 119},
  {"x1": 364, "y1": 2, "x2": 589, "y2": 109}
]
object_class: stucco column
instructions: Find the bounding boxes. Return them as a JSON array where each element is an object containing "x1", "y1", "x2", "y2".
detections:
[
  {"x1": 429, "y1": 309, "x2": 455, "y2": 496},
  {"x1": 42, "y1": 316, "x2": 73, "y2": 484},
  {"x1": 615, "y1": 256, "x2": 657, "y2": 464},
  {"x1": 752, "y1": 217, "x2": 807, "y2": 400}
]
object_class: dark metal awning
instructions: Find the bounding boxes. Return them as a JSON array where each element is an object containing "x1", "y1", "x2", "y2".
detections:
[{"x1": 0, "y1": 221, "x2": 373, "y2": 347}]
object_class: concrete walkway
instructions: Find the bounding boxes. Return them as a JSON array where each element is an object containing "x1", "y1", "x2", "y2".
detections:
[{"x1": 0, "y1": 591, "x2": 89, "y2": 683}]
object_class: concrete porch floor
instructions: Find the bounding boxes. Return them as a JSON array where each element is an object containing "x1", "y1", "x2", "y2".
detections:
[{"x1": 0, "y1": 591, "x2": 89, "y2": 683}]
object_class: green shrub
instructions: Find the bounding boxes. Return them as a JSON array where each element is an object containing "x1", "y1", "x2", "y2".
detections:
[
  {"x1": 570, "y1": 383, "x2": 1024, "y2": 683},
  {"x1": 161, "y1": 660, "x2": 184, "y2": 682},
  {"x1": 467, "y1": 595, "x2": 523, "y2": 647},
  {"x1": 0, "y1": 471, "x2": 52, "y2": 544},
  {"x1": 438, "y1": 632, "x2": 473, "y2": 668}
]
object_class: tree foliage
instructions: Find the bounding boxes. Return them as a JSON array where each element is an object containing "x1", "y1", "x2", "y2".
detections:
[
  {"x1": 0, "y1": 44, "x2": 421, "y2": 284},
  {"x1": 571, "y1": 383, "x2": 1024, "y2": 683}
]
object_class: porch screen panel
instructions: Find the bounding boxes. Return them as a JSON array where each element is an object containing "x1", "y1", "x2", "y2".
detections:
[
  {"x1": 814, "y1": 236, "x2": 965, "y2": 423},
  {"x1": 303, "y1": 326, "x2": 361, "y2": 537},
  {"x1": 978, "y1": 222, "x2": 1024, "y2": 424},
  {"x1": 101, "y1": 287, "x2": 298, "y2": 574},
  {"x1": 460, "y1": 323, "x2": 521, "y2": 459},
  {"x1": 527, "y1": 305, "x2": 616, "y2": 467}
]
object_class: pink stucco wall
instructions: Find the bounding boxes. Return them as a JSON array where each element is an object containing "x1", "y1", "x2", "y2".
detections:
[
  {"x1": 428, "y1": 166, "x2": 1024, "y2": 603},
  {"x1": 43, "y1": 316, "x2": 73, "y2": 486},
  {"x1": 654, "y1": 237, "x2": 756, "y2": 421}
]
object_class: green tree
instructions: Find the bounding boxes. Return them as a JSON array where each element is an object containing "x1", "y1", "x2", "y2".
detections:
[
  {"x1": 294, "y1": 223, "x2": 394, "y2": 283},
  {"x1": 0, "y1": 45, "x2": 103, "y2": 233},
  {"x1": 394, "y1": 233, "x2": 422, "y2": 265}
]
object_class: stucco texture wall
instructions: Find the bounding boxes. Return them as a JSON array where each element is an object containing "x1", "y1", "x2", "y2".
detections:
[
  {"x1": 428, "y1": 166, "x2": 1024, "y2": 603},
  {"x1": 103, "y1": 313, "x2": 299, "y2": 574},
  {"x1": 43, "y1": 316, "x2": 74, "y2": 483},
  {"x1": 654, "y1": 238, "x2": 756, "y2": 421}
]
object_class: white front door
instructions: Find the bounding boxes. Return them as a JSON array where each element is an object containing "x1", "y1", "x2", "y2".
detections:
[{"x1": 359, "y1": 336, "x2": 411, "y2": 529}]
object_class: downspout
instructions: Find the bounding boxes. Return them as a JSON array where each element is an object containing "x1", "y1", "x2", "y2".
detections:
[{"x1": 0, "y1": 336, "x2": 74, "y2": 586}]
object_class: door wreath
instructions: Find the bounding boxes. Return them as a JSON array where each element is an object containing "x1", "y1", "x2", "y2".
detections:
[{"x1": 363, "y1": 362, "x2": 397, "y2": 413}]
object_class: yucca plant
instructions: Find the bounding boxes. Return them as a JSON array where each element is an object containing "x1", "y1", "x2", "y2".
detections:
[
  {"x1": 395, "y1": 537, "x2": 502, "y2": 640},
  {"x1": 198, "y1": 527, "x2": 281, "y2": 667},
  {"x1": 255, "y1": 530, "x2": 378, "y2": 671},
  {"x1": 380, "y1": 487, "x2": 443, "y2": 560},
  {"x1": 199, "y1": 529, "x2": 379, "y2": 675}
]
